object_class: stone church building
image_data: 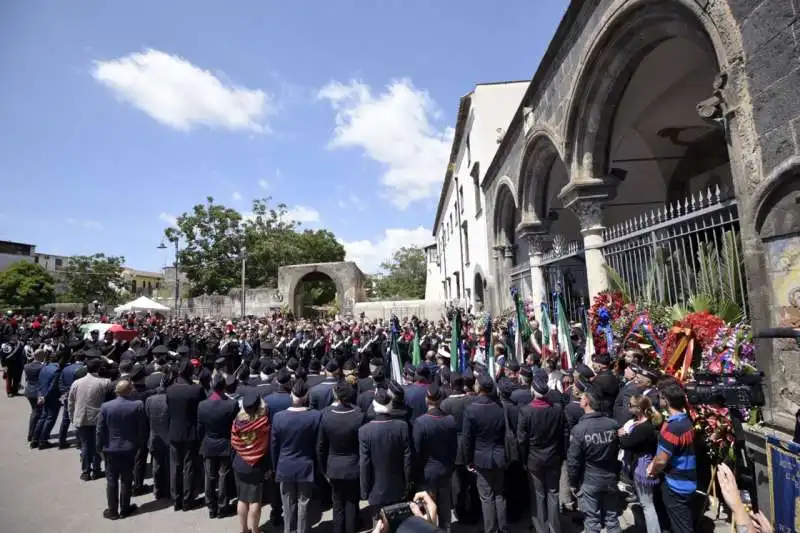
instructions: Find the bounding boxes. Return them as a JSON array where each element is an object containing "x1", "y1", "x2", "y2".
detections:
[{"x1": 476, "y1": 0, "x2": 799, "y2": 431}]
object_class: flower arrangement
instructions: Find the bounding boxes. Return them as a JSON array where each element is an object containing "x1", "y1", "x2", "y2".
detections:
[
  {"x1": 691, "y1": 404, "x2": 736, "y2": 463},
  {"x1": 700, "y1": 322, "x2": 756, "y2": 375},
  {"x1": 661, "y1": 311, "x2": 725, "y2": 380},
  {"x1": 588, "y1": 291, "x2": 627, "y2": 354}
]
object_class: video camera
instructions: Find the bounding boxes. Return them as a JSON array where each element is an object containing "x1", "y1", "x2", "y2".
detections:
[{"x1": 684, "y1": 371, "x2": 766, "y2": 410}]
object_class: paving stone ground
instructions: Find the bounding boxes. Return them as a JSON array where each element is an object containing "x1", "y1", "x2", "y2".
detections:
[{"x1": 0, "y1": 394, "x2": 731, "y2": 533}]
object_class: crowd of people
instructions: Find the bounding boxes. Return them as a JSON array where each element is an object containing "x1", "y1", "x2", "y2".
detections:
[{"x1": 0, "y1": 310, "x2": 772, "y2": 533}]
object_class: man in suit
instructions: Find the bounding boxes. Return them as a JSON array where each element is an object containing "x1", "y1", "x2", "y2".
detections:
[
  {"x1": 404, "y1": 366, "x2": 432, "y2": 423},
  {"x1": 96, "y1": 380, "x2": 148, "y2": 520},
  {"x1": 58, "y1": 350, "x2": 85, "y2": 449},
  {"x1": 263, "y1": 367, "x2": 294, "y2": 526},
  {"x1": 23, "y1": 349, "x2": 45, "y2": 444},
  {"x1": 145, "y1": 370, "x2": 172, "y2": 499},
  {"x1": 305, "y1": 359, "x2": 325, "y2": 389},
  {"x1": 358, "y1": 386, "x2": 411, "y2": 523},
  {"x1": 197, "y1": 374, "x2": 239, "y2": 518},
  {"x1": 440, "y1": 372, "x2": 477, "y2": 524},
  {"x1": 31, "y1": 350, "x2": 63, "y2": 449},
  {"x1": 69, "y1": 358, "x2": 113, "y2": 480},
  {"x1": 463, "y1": 374, "x2": 508, "y2": 533},
  {"x1": 413, "y1": 383, "x2": 458, "y2": 533},
  {"x1": 144, "y1": 356, "x2": 168, "y2": 390},
  {"x1": 318, "y1": 381, "x2": 364, "y2": 533},
  {"x1": 309, "y1": 360, "x2": 339, "y2": 411},
  {"x1": 166, "y1": 359, "x2": 207, "y2": 511}
]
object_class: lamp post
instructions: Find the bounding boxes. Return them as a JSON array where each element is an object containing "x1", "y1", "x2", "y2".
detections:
[{"x1": 158, "y1": 239, "x2": 180, "y2": 315}]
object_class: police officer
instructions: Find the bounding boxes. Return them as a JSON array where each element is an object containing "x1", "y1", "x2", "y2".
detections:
[{"x1": 567, "y1": 386, "x2": 622, "y2": 533}]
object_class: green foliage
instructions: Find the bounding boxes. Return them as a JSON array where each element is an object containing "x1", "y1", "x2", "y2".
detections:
[
  {"x1": 373, "y1": 246, "x2": 427, "y2": 300},
  {"x1": 166, "y1": 196, "x2": 345, "y2": 296},
  {"x1": 0, "y1": 261, "x2": 56, "y2": 310},
  {"x1": 63, "y1": 254, "x2": 125, "y2": 304}
]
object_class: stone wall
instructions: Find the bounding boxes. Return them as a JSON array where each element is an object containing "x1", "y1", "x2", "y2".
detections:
[
  {"x1": 159, "y1": 288, "x2": 283, "y2": 318},
  {"x1": 354, "y1": 300, "x2": 447, "y2": 321}
]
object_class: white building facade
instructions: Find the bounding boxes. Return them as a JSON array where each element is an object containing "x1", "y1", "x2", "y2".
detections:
[{"x1": 426, "y1": 81, "x2": 528, "y2": 312}]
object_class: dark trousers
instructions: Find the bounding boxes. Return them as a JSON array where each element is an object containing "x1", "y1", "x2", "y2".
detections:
[
  {"x1": 267, "y1": 477, "x2": 284, "y2": 521},
  {"x1": 27, "y1": 397, "x2": 42, "y2": 442},
  {"x1": 425, "y1": 477, "x2": 453, "y2": 533},
  {"x1": 204, "y1": 455, "x2": 232, "y2": 509},
  {"x1": 452, "y1": 465, "x2": 479, "y2": 524},
  {"x1": 58, "y1": 399, "x2": 71, "y2": 446},
  {"x1": 150, "y1": 439, "x2": 170, "y2": 498},
  {"x1": 33, "y1": 397, "x2": 60, "y2": 445},
  {"x1": 475, "y1": 467, "x2": 507, "y2": 533},
  {"x1": 77, "y1": 425, "x2": 102, "y2": 475},
  {"x1": 105, "y1": 452, "x2": 135, "y2": 514},
  {"x1": 133, "y1": 446, "x2": 148, "y2": 489},
  {"x1": 528, "y1": 467, "x2": 561, "y2": 533},
  {"x1": 660, "y1": 484, "x2": 693, "y2": 533},
  {"x1": 4, "y1": 364, "x2": 22, "y2": 395},
  {"x1": 580, "y1": 487, "x2": 621, "y2": 533},
  {"x1": 330, "y1": 478, "x2": 360, "y2": 533},
  {"x1": 169, "y1": 440, "x2": 199, "y2": 504}
]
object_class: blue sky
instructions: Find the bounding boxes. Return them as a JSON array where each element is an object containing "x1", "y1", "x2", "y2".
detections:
[{"x1": 0, "y1": 0, "x2": 568, "y2": 274}]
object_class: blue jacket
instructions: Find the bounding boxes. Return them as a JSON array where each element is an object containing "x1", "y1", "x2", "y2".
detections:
[
  {"x1": 97, "y1": 396, "x2": 147, "y2": 454},
  {"x1": 60, "y1": 363, "x2": 84, "y2": 395},
  {"x1": 271, "y1": 408, "x2": 321, "y2": 483},
  {"x1": 38, "y1": 363, "x2": 61, "y2": 400},
  {"x1": 403, "y1": 382, "x2": 429, "y2": 422}
]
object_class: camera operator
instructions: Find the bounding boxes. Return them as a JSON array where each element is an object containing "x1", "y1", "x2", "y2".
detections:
[{"x1": 372, "y1": 491, "x2": 442, "y2": 533}]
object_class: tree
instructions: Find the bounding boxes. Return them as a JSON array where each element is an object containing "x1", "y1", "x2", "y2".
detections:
[
  {"x1": 167, "y1": 196, "x2": 347, "y2": 296},
  {"x1": 0, "y1": 261, "x2": 56, "y2": 310},
  {"x1": 373, "y1": 246, "x2": 427, "y2": 300},
  {"x1": 63, "y1": 253, "x2": 125, "y2": 304}
]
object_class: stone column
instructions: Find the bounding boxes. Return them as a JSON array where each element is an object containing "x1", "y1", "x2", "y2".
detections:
[
  {"x1": 503, "y1": 245, "x2": 516, "y2": 309},
  {"x1": 527, "y1": 236, "x2": 547, "y2": 319},
  {"x1": 571, "y1": 199, "x2": 609, "y2": 298},
  {"x1": 491, "y1": 246, "x2": 504, "y2": 314}
]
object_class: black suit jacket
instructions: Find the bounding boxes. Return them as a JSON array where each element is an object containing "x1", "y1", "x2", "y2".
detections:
[
  {"x1": 412, "y1": 408, "x2": 458, "y2": 484},
  {"x1": 463, "y1": 395, "x2": 507, "y2": 470},
  {"x1": 317, "y1": 405, "x2": 364, "y2": 480},
  {"x1": 165, "y1": 378, "x2": 207, "y2": 442},
  {"x1": 309, "y1": 378, "x2": 337, "y2": 411},
  {"x1": 197, "y1": 396, "x2": 239, "y2": 457},
  {"x1": 358, "y1": 414, "x2": 411, "y2": 506},
  {"x1": 144, "y1": 371, "x2": 164, "y2": 391}
]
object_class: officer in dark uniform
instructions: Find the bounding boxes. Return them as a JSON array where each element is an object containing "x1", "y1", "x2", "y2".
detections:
[
  {"x1": 309, "y1": 360, "x2": 339, "y2": 410},
  {"x1": 413, "y1": 383, "x2": 458, "y2": 532},
  {"x1": 511, "y1": 366, "x2": 534, "y2": 406},
  {"x1": 197, "y1": 374, "x2": 239, "y2": 518},
  {"x1": 128, "y1": 364, "x2": 154, "y2": 494},
  {"x1": 566, "y1": 386, "x2": 622, "y2": 533},
  {"x1": 561, "y1": 377, "x2": 589, "y2": 512},
  {"x1": 440, "y1": 372, "x2": 478, "y2": 524},
  {"x1": 591, "y1": 353, "x2": 619, "y2": 417},
  {"x1": 358, "y1": 387, "x2": 412, "y2": 523},
  {"x1": 23, "y1": 349, "x2": 45, "y2": 443},
  {"x1": 144, "y1": 372, "x2": 172, "y2": 499},
  {"x1": 306, "y1": 359, "x2": 324, "y2": 388}
]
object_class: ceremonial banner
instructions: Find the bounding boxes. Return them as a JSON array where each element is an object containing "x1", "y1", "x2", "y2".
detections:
[{"x1": 767, "y1": 435, "x2": 800, "y2": 533}]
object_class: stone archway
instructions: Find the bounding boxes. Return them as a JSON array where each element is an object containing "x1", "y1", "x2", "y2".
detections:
[{"x1": 277, "y1": 261, "x2": 366, "y2": 318}]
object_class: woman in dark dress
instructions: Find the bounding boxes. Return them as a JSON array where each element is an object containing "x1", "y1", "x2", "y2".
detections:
[{"x1": 232, "y1": 389, "x2": 271, "y2": 533}]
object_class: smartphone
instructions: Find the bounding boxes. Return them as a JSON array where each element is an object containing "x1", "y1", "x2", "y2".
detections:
[
  {"x1": 740, "y1": 489, "x2": 758, "y2": 514},
  {"x1": 380, "y1": 502, "x2": 414, "y2": 533}
]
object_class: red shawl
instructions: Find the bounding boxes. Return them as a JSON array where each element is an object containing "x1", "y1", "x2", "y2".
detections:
[{"x1": 231, "y1": 408, "x2": 270, "y2": 466}]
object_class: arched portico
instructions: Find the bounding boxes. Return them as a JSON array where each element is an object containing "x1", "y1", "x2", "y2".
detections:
[
  {"x1": 277, "y1": 262, "x2": 366, "y2": 318},
  {"x1": 491, "y1": 180, "x2": 520, "y2": 310}
]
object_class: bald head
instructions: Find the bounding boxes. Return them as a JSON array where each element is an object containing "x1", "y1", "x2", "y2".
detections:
[{"x1": 115, "y1": 380, "x2": 133, "y2": 397}]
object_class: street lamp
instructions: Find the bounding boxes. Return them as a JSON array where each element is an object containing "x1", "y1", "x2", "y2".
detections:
[{"x1": 158, "y1": 239, "x2": 180, "y2": 315}]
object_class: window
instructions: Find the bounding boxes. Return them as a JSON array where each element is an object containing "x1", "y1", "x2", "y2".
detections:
[
  {"x1": 55, "y1": 258, "x2": 63, "y2": 268},
  {"x1": 459, "y1": 186, "x2": 464, "y2": 213},
  {"x1": 449, "y1": 213, "x2": 453, "y2": 232},
  {"x1": 462, "y1": 221, "x2": 470, "y2": 265},
  {"x1": 34, "y1": 256, "x2": 39, "y2": 264},
  {"x1": 454, "y1": 272, "x2": 461, "y2": 300},
  {"x1": 471, "y1": 163, "x2": 481, "y2": 216}
]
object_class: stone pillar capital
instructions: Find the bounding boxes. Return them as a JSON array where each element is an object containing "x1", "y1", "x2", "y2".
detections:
[
  {"x1": 491, "y1": 245, "x2": 505, "y2": 260},
  {"x1": 503, "y1": 244, "x2": 516, "y2": 259},
  {"x1": 571, "y1": 199, "x2": 604, "y2": 232}
]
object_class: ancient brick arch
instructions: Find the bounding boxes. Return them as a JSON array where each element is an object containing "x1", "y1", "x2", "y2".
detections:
[{"x1": 277, "y1": 261, "x2": 366, "y2": 318}]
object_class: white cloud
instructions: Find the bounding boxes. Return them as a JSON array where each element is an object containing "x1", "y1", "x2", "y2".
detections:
[
  {"x1": 318, "y1": 78, "x2": 454, "y2": 209},
  {"x1": 92, "y1": 48, "x2": 272, "y2": 133},
  {"x1": 232, "y1": 191, "x2": 243, "y2": 201},
  {"x1": 65, "y1": 218, "x2": 103, "y2": 231},
  {"x1": 340, "y1": 226, "x2": 432, "y2": 274},
  {"x1": 283, "y1": 205, "x2": 321, "y2": 224},
  {"x1": 159, "y1": 212, "x2": 178, "y2": 227},
  {"x1": 258, "y1": 179, "x2": 269, "y2": 190}
]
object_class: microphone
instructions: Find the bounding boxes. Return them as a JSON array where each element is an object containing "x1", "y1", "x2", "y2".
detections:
[{"x1": 753, "y1": 327, "x2": 800, "y2": 339}]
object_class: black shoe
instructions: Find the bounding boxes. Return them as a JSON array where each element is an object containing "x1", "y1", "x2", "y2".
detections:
[
  {"x1": 91, "y1": 471, "x2": 104, "y2": 480},
  {"x1": 80, "y1": 472, "x2": 91, "y2": 482},
  {"x1": 173, "y1": 501, "x2": 183, "y2": 512},
  {"x1": 38, "y1": 441, "x2": 53, "y2": 449},
  {"x1": 58, "y1": 442, "x2": 69, "y2": 450},
  {"x1": 209, "y1": 507, "x2": 218, "y2": 519},
  {"x1": 102, "y1": 509, "x2": 119, "y2": 520},
  {"x1": 120, "y1": 504, "x2": 138, "y2": 519},
  {"x1": 29, "y1": 441, "x2": 38, "y2": 449}
]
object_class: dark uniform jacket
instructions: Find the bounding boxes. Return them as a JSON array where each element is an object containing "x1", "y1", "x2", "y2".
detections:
[
  {"x1": 403, "y1": 382, "x2": 430, "y2": 422},
  {"x1": 197, "y1": 396, "x2": 238, "y2": 457},
  {"x1": 309, "y1": 378, "x2": 337, "y2": 411},
  {"x1": 566, "y1": 411, "x2": 620, "y2": 490},
  {"x1": 440, "y1": 393, "x2": 474, "y2": 466},
  {"x1": 517, "y1": 397, "x2": 566, "y2": 472},
  {"x1": 97, "y1": 396, "x2": 147, "y2": 454},
  {"x1": 317, "y1": 404, "x2": 364, "y2": 480},
  {"x1": 358, "y1": 413, "x2": 412, "y2": 506},
  {"x1": 462, "y1": 395, "x2": 508, "y2": 470},
  {"x1": 412, "y1": 408, "x2": 458, "y2": 485},
  {"x1": 613, "y1": 381, "x2": 641, "y2": 426},
  {"x1": 593, "y1": 370, "x2": 620, "y2": 417},
  {"x1": 145, "y1": 393, "x2": 170, "y2": 450},
  {"x1": 59, "y1": 362, "x2": 84, "y2": 396},
  {"x1": 510, "y1": 387, "x2": 532, "y2": 407},
  {"x1": 144, "y1": 370, "x2": 165, "y2": 391},
  {"x1": 23, "y1": 361, "x2": 44, "y2": 399},
  {"x1": 165, "y1": 378, "x2": 206, "y2": 442}
]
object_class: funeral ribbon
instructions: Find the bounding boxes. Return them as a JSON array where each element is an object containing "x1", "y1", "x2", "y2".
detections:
[
  {"x1": 623, "y1": 313, "x2": 664, "y2": 357},
  {"x1": 596, "y1": 307, "x2": 614, "y2": 354},
  {"x1": 665, "y1": 326, "x2": 696, "y2": 381}
]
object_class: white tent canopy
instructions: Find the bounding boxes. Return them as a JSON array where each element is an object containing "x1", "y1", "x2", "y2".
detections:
[{"x1": 114, "y1": 296, "x2": 170, "y2": 314}]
